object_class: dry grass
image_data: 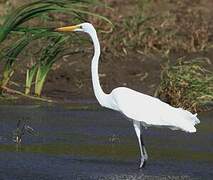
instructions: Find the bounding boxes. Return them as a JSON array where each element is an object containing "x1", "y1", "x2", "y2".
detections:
[
  {"x1": 155, "y1": 57, "x2": 213, "y2": 112},
  {"x1": 100, "y1": 0, "x2": 213, "y2": 56}
]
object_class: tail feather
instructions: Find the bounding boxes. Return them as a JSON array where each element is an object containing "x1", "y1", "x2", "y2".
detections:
[
  {"x1": 175, "y1": 108, "x2": 200, "y2": 133},
  {"x1": 177, "y1": 108, "x2": 200, "y2": 125}
]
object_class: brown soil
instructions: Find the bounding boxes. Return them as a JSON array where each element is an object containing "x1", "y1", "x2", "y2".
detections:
[
  {"x1": 0, "y1": 0, "x2": 213, "y2": 104},
  {"x1": 7, "y1": 51, "x2": 163, "y2": 104},
  {"x1": 43, "y1": 53, "x2": 162, "y2": 100}
]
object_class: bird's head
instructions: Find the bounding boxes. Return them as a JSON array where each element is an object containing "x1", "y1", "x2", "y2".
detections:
[{"x1": 55, "y1": 22, "x2": 95, "y2": 34}]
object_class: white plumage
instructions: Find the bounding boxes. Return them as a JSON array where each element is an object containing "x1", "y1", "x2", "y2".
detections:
[
  {"x1": 110, "y1": 87, "x2": 200, "y2": 132},
  {"x1": 56, "y1": 22, "x2": 200, "y2": 168}
]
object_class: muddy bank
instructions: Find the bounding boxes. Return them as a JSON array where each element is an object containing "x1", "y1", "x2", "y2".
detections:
[
  {"x1": 3, "y1": 50, "x2": 211, "y2": 107},
  {"x1": 0, "y1": 0, "x2": 212, "y2": 104}
]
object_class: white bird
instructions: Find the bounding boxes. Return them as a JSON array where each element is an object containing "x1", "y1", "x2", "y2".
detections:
[{"x1": 56, "y1": 23, "x2": 200, "y2": 168}]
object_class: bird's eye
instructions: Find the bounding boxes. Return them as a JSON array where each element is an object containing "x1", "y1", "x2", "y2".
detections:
[{"x1": 79, "y1": 25, "x2": 83, "y2": 29}]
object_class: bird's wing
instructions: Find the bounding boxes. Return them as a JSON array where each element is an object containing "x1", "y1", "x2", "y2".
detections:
[{"x1": 111, "y1": 87, "x2": 200, "y2": 132}]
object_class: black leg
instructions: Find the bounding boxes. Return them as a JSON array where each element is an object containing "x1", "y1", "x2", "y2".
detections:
[
  {"x1": 140, "y1": 126, "x2": 148, "y2": 166},
  {"x1": 140, "y1": 133, "x2": 145, "y2": 154}
]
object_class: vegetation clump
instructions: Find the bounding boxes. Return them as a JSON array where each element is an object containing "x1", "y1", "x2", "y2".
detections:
[{"x1": 156, "y1": 58, "x2": 213, "y2": 112}]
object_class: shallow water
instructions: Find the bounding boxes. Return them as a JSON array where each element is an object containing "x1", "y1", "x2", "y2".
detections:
[{"x1": 0, "y1": 105, "x2": 212, "y2": 180}]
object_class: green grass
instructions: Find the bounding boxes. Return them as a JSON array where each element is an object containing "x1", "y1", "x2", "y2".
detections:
[
  {"x1": 0, "y1": 0, "x2": 111, "y2": 97},
  {"x1": 34, "y1": 35, "x2": 68, "y2": 96}
]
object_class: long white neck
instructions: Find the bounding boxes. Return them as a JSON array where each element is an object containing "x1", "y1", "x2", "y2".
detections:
[{"x1": 87, "y1": 27, "x2": 109, "y2": 107}]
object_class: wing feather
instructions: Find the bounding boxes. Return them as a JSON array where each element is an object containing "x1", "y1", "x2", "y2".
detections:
[{"x1": 111, "y1": 87, "x2": 200, "y2": 132}]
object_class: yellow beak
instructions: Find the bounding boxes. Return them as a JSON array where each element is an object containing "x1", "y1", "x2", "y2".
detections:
[{"x1": 55, "y1": 25, "x2": 80, "y2": 32}]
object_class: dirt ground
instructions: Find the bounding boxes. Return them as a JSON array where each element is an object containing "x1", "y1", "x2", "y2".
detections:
[{"x1": 0, "y1": 0, "x2": 213, "y2": 103}]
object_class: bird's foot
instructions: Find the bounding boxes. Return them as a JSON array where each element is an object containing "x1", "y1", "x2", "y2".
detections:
[{"x1": 139, "y1": 156, "x2": 147, "y2": 168}]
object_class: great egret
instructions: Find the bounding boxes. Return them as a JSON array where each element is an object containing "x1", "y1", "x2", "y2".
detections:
[{"x1": 55, "y1": 23, "x2": 200, "y2": 168}]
